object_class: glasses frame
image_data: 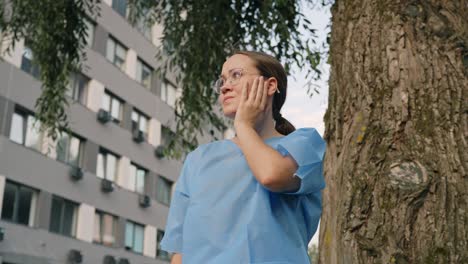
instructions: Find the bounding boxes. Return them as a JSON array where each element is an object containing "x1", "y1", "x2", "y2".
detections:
[
  {"x1": 213, "y1": 68, "x2": 256, "y2": 94},
  {"x1": 213, "y1": 68, "x2": 281, "y2": 94}
]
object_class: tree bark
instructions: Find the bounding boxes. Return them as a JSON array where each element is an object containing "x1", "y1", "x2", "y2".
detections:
[{"x1": 320, "y1": 0, "x2": 467, "y2": 263}]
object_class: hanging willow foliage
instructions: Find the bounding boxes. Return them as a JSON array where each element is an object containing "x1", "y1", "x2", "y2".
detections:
[
  {"x1": 0, "y1": 0, "x2": 323, "y2": 158},
  {"x1": 1, "y1": 0, "x2": 100, "y2": 140}
]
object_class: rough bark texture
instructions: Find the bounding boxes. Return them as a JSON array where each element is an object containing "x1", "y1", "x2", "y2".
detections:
[{"x1": 320, "y1": 0, "x2": 467, "y2": 263}]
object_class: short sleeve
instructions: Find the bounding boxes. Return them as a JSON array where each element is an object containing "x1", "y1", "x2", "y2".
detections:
[
  {"x1": 276, "y1": 128, "x2": 326, "y2": 195},
  {"x1": 160, "y1": 152, "x2": 193, "y2": 253}
]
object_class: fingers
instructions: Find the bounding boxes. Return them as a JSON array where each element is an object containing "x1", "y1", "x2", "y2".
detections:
[
  {"x1": 255, "y1": 76, "x2": 264, "y2": 105},
  {"x1": 260, "y1": 77, "x2": 268, "y2": 109},
  {"x1": 240, "y1": 79, "x2": 249, "y2": 103},
  {"x1": 248, "y1": 76, "x2": 259, "y2": 103},
  {"x1": 244, "y1": 76, "x2": 268, "y2": 109}
]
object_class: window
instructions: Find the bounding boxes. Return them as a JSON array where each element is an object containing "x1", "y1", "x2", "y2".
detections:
[
  {"x1": 112, "y1": 0, "x2": 128, "y2": 17},
  {"x1": 20, "y1": 44, "x2": 40, "y2": 79},
  {"x1": 66, "y1": 72, "x2": 89, "y2": 104},
  {"x1": 84, "y1": 18, "x2": 95, "y2": 48},
  {"x1": 160, "y1": 126, "x2": 175, "y2": 147},
  {"x1": 135, "y1": 7, "x2": 152, "y2": 40},
  {"x1": 156, "y1": 176, "x2": 173, "y2": 206},
  {"x1": 97, "y1": 148, "x2": 119, "y2": 181},
  {"x1": 9, "y1": 110, "x2": 43, "y2": 151},
  {"x1": 131, "y1": 109, "x2": 149, "y2": 134},
  {"x1": 93, "y1": 210, "x2": 117, "y2": 246},
  {"x1": 56, "y1": 132, "x2": 83, "y2": 167},
  {"x1": 101, "y1": 90, "x2": 123, "y2": 123},
  {"x1": 161, "y1": 80, "x2": 177, "y2": 108},
  {"x1": 49, "y1": 196, "x2": 78, "y2": 237},
  {"x1": 1, "y1": 180, "x2": 36, "y2": 226},
  {"x1": 106, "y1": 36, "x2": 127, "y2": 71},
  {"x1": 156, "y1": 229, "x2": 170, "y2": 260},
  {"x1": 125, "y1": 221, "x2": 144, "y2": 254},
  {"x1": 136, "y1": 58, "x2": 152, "y2": 89},
  {"x1": 129, "y1": 163, "x2": 146, "y2": 193}
]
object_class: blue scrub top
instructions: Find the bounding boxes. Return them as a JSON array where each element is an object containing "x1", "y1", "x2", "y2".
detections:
[{"x1": 160, "y1": 128, "x2": 326, "y2": 263}]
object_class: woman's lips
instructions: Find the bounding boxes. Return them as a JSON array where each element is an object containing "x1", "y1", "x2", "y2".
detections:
[{"x1": 223, "y1": 97, "x2": 234, "y2": 104}]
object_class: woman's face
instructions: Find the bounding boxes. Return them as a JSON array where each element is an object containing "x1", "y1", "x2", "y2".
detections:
[{"x1": 218, "y1": 54, "x2": 261, "y2": 119}]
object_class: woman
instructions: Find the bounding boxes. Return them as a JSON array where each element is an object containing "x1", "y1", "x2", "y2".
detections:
[{"x1": 160, "y1": 51, "x2": 326, "y2": 263}]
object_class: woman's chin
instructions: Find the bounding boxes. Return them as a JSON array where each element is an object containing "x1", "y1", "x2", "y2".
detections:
[{"x1": 222, "y1": 109, "x2": 236, "y2": 119}]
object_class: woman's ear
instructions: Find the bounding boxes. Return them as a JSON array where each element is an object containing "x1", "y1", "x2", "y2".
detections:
[{"x1": 266, "y1": 77, "x2": 278, "y2": 96}]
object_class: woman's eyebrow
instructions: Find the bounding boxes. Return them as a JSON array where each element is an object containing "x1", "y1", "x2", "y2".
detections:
[{"x1": 219, "y1": 68, "x2": 240, "y2": 78}]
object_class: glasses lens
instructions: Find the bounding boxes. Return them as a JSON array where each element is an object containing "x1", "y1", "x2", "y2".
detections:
[{"x1": 213, "y1": 79, "x2": 223, "y2": 93}]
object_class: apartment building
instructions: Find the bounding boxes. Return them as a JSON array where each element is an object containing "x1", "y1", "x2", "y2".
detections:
[{"x1": 0, "y1": 1, "x2": 222, "y2": 263}]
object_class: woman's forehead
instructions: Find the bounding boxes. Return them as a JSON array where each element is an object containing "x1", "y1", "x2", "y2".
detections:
[{"x1": 221, "y1": 54, "x2": 256, "y2": 73}]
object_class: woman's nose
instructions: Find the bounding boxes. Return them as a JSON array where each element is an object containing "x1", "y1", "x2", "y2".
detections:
[{"x1": 220, "y1": 84, "x2": 232, "y2": 94}]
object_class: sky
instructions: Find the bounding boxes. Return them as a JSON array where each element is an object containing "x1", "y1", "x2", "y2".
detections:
[
  {"x1": 281, "y1": 3, "x2": 331, "y2": 246},
  {"x1": 282, "y1": 4, "x2": 330, "y2": 137}
]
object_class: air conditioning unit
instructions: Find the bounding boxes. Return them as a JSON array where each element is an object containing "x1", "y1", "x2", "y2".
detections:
[
  {"x1": 154, "y1": 145, "x2": 165, "y2": 159},
  {"x1": 139, "y1": 194, "x2": 151, "y2": 208},
  {"x1": 70, "y1": 166, "x2": 84, "y2": 181},
  {"x1": 97, "y1": 109, "x2": 112, "y2": 124},
  {"x1": 103, "y1": 255, "x2": 117, "y2": 264},
  {"x1": 118, "y1": 258, "x2": 130, "y2": 264},
  {"x1": 101, "y1": 179, "x2": 114, "y2": 193},
  {"x1": 68, "y1": 249, "x2": 83, "y2": 264},
  {"x1": 0, "y1": 227, "x2": 4, "y2": 241},
  {"x1": 132, "y1": 129, "x2": 146, "y2": 143}
]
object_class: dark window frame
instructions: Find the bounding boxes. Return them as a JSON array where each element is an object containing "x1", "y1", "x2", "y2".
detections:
[
  {"x1": 160, "y1": 126, "x2": 175, "y2": 147},
  {"x1": 106, "y1": 35, "x2": 127, "y2": 71},
  {"x1": 1, "y1": 180, "x2": 36, "y2": 226},
  {"x1": 131, "y1": 108, "x2": 149, "y2": 134},
  {"x1": 49, "y1": 195, "x2": 78, "y2": 238},
  {"x1": 66, "y1": 72, "x2": 90, "y2": 105},
  {"x1": 125, "y1": 220, "x2": 145, "y2": 254},
  {"x1": 156, "y1": 229, "x2": 170, "y2": 260},
  {"x1": 9, "y1": 107, "x2": 43, "y2": 151},
  {"x1": 129, "y1": 162, "x2": 147, "y2": 194},
  {"x1": 136, "y1": 57, "x2": 153, "y2": 89},
  {"x1": 56, "y1": 131, "x2": 84, "y2": 168},
  {"x1": 112, "y1": 0, "x2": 128, "y2": 17},
  {"x1": 102, "y1": 89, "x2": 124, "y2": 123},
  {"x1": 97, "y1": 147, "x2": 120, "y2": 181},
  {"x1": 156, "y1": 175, "x2": 173, "y2": 206},
  {"x1": 93, "y1": 210, "x2": 118, "y2": 247},
  {"x1": 20, "y1": 41, "x2": 40, "y2": 79}
]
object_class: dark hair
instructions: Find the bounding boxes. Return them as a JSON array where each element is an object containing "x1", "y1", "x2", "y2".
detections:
[{"x1": 233, "y1": 50, "x2": 296, "y2": 135}]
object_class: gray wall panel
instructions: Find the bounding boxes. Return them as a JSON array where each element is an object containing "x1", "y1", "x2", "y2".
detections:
[
  {"x1": 122, "y1": 103, "x2": 133, "y2": 132},
  {"x1": 150, "y1": 72, "x2": 161, "y2": 97},
  {"x1": 93, "y1": 24, "x2": 109, "y2": 57},
  {"x1": 115, "y1": 217, "x2": 127, "y2": 249},
  {"x1": 0, "y1": 62, "x2": 42, "y2": 112},
  {"x1": 0, "y1": 95, "x2": 14, "y2": 137},
  {"x1": 35, "y1": 191, "x2": 52, "y2": 230},
  {"x1": 82, "y1": 140, "x2": 99, "y2": 174},
  {"x1": 146, "y1": 171, "x2": 157, "y2": 200}
]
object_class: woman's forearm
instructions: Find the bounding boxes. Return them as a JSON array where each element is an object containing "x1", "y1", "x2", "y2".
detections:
[
  {"x1": 235, "y1": 124, "x2": 300, "y2": 192},
  {"x1": 171, "y1": 253, "x2": 182, "y2": 264}
]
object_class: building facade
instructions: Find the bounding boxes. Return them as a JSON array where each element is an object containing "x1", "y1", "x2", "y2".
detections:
[{"x1": 0, "y1": 1, "x2": 221, "y2": 263}]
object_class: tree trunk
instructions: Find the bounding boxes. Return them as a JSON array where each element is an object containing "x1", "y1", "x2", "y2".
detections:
[{"x1": 320, "y1": 0, "x2": 467, "y2": 263}]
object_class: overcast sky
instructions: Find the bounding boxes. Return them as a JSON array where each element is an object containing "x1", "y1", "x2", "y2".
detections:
[{"x1": 282, "y1": 4, "x2": 330, "y2": 137}]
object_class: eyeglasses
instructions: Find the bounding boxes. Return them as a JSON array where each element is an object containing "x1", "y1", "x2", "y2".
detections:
[
  {"x1": 213, "y1": 68, "x2": 281, "y2": 94},
  {"x1": 213, "y1": 68, "x2": 250, "y2": 94}
]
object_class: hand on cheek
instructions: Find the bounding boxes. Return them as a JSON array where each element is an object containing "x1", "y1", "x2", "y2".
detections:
[{"x1": 234, "y1": 76, "x2": 269, "y2": 129}]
